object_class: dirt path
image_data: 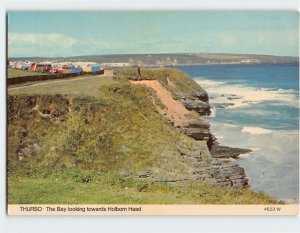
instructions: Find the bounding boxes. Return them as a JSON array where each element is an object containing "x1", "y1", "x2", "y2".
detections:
[{"x1": 131, "y1": 80, "x2": 190, "y2": 127}]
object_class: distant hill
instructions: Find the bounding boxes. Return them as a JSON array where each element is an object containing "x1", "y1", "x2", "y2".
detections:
[{"x1": 10, "y1": 53, "x2": 299, "y2": 66}]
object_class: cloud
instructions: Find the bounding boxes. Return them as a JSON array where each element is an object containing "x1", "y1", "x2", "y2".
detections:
[
  {"x1": 185, "y1": 29, "x2": 299, "y2": 56},
  {"x1": 8, "y1": 32, "x2": 134, "y2": 57},
  {"x1": 8, "y1": 32, "x2": 78, "y2": 57},
  {"x1": 8, "y1": 33, "x2": 77, "y2": 45},
  {"x1": 8, "y1": 28, "x2": 299, "y2": 57}
]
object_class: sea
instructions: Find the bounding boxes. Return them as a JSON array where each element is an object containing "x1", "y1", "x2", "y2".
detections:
[{"x1": 177, "y1": 63, "x2": 299, "y2": 203}]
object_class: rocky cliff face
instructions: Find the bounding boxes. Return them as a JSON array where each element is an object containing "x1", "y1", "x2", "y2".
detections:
[
  {"x1": 179, "y1": 140, "x2": 249, "y2": 189},
  {"x1": 175, "y1": 89, "x2": 250, "y2": 189},
  {"x1": 122, "y1": 69, "x2": 251, "y2": 189},
  {"x1": 179, "y1": 91, "x2": 211, "y2": 116}
]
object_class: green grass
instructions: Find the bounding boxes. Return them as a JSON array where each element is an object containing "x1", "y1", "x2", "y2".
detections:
[
  {"x1": 8, "y1": 75, "x2": 116, "y2": 96},
  {"x1": 8, "y1": 80, "x2": 193, "y2": 175},
  {"x1": 8, "y1": 68, "x2": 47, "y2": 78},
  {"x1": 115, "y1": 67, "x2": 204, "y2": 96},
  {"x1": 8, "y1": 171, "x2": 278, "y2": 204}
]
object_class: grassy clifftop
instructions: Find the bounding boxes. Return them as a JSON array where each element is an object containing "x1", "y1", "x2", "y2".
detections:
[
  {"x1": 8, "y1": 82, "x2": 196, "y2": 175},
  {"x1": 115, "y1": 68, "x2": 205, "y2": 96},
  {"x1": 7, "y1": 69, "x2": 278, "y2": 204}
]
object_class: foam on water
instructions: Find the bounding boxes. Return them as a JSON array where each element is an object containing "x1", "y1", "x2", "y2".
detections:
[
  {"x1": 180, "y1": 64, "x2": 299, "y2": 200},
  {"x1": 223, "y1": 123, "x2": 238, "y2": 128},
  {"x1": 210, "y1": 121, "x2": 299, "y2": 200},
  {"x1": 196, "y1": 78, "x2": 299, "y2": 108},
  {"x1": 195, "y1": 78, "x2": 226, "y2": 88},
  {"x1": 241, "y1": 126, "x2": 273, "y2": 135}
]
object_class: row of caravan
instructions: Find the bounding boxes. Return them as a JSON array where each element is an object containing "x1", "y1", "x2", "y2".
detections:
[
  {"x1": 9, "y1": 61, "x2": 102, "y2": 74},
  {"x1": 67, "y1": 64, "x2": 101, "y2": 74}
]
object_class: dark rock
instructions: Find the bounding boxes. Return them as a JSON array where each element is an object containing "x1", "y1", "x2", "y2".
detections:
[
  {"x1": 178, "y1": 119, "x2": 215, "y2": 149},
  {"x1": 192, "y1": 91, "x2": 209, "y2": 102},
  {"x1": 178, "y1": 90, "x2": 210, "y2": 116},
  {"x1": 210, "y1": 145, "x2": 252, "y2": 159},
  {"x1": 173, "y1": 89, "x2": 251, "y2": 189},
  {"x1": 227, "y1": 96, "x2": 242, "y2": 100},
  {"x1": 181, "y1": 99, "x2": 211, "y2": 116},
  {"x1": 212, "y1": 103, "x2": 235, "y2": 108}
]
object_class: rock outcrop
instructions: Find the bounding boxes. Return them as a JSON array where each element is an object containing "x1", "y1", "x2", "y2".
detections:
[
  {"x1": 212, "y1": 103, "x2": 235, "y2": 109},
  {"x1": 173, "y1": 90, "x2": 250, "y2": 189},
  {"x1": 178, "y1": 118, "x2": 215, "y2": 149},
  {"x1": 210, "y1": 144, "x2": 252, "y2": 159},
  {"x1": 179, "y1": 91, "x2": 211, "y2": 116},
  {"x1": 180, "y1": 140, "x2": 250, "y2": 188}
]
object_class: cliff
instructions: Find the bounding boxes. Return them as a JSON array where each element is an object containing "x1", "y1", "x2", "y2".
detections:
[
  {"x1": 121, "y1": 68, "x2": 250, "y2": 188},
  {"x1": 7, "y1": 68, "x2": 278, "y2": 204}
]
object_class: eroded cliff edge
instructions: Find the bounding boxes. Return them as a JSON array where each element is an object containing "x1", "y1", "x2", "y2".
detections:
[
  {"x1": 8, "y1": 68, "x2": 251, "y2": 191},
  {"x1": 127, "y1": 68, "x2": 251, "y2": 188},
  {"x1": 178, "y1": 91, "x2": 251, "y2": 188}
]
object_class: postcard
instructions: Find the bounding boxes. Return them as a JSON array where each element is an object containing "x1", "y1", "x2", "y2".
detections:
[{"x1": 6, "y1": 11, "x2": 299, "y2": 216}]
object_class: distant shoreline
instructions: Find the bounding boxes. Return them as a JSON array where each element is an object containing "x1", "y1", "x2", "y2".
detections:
[
  {"x1": 8, "y1": 52, "x2": 299, "y2": 67},
  {"x1": 147, "y1": 62, "x2": 299, "y2": 67}
]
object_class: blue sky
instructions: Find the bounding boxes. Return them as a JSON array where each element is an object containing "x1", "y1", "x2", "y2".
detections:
[{"x1": 8, "y1": 12, "x2": 299, "y2": 57}]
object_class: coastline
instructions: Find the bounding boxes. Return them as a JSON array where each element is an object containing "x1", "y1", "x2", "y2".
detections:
[
  {"x1": 190, "y1": 66, "x2": 299, "y2": 202},
  {"x1": 8, "y1": 67, "x2": 281, "y2": 205},
  {"x1": 131, "y1": 70, "x2": 252, "y2": 189}
]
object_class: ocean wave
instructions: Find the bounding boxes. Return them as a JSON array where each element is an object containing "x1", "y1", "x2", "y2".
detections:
[
  {"x1": 249, "y1": 147, "x2": 261, "y2": 152},
  {"x1": 241, "y1": 126, "x2": 273, "y2": 135},
  {"x1": 223, "y1": 123, "x2": 238, "y2": 128},
  {"x1": 208, "y1": 107, "x2": 216, "y2": 117},
  {"x1": 196, "y1": 78, "x2": 299, "y2": 108},
  {"x1": 195, "y1": 79, "x2": 226, "y2": 88},
  {"x1": 276, "y1": 88, "x2": 297, "y2": 94},
  {"x1": 239, "y1": 153, "x2": 251, "y2": 158}
]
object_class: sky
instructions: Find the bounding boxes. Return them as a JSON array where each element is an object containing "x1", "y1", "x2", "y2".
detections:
[{"x1": 7, "y1": 11, "x2": 299, "y2": 57}]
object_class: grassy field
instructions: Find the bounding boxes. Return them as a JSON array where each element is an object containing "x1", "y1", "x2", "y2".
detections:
[
  {"x1": 8, "y1": 75, "x2": 116, "y2": 96},
  {"x1": 8, "y1": 68, "x2": 47, "y2": 78},
  {"x1": 8, "y1": 171, "x2": 278, "y2": 204}
]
